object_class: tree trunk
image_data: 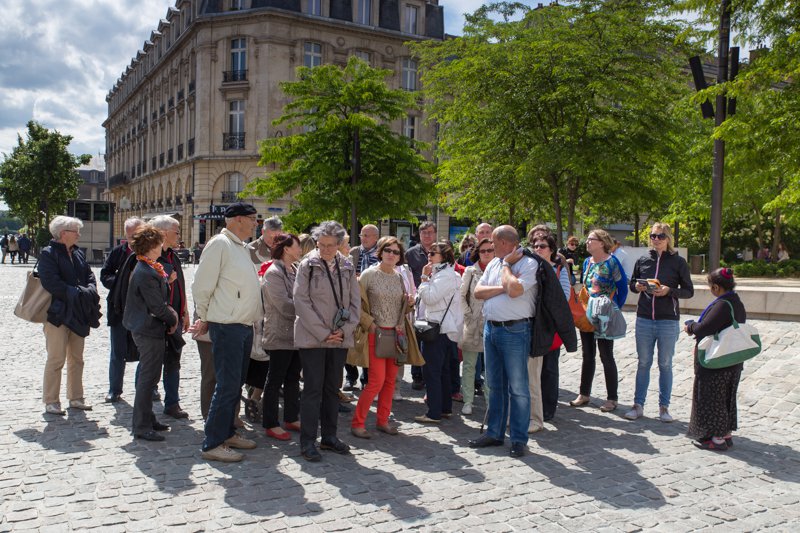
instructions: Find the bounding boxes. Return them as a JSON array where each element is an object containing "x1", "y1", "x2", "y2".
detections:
[
  {"x1": 350, "y1": 127, "x2": 361, "y2": 245},
  {"x1": 566, "y1": 174, "x2": 580, "y2": 238},
  {"x1": 549, "y1": 172, "x2": 564, "y2": 247},
  {"x1": 771, "y1": 209, "x2": 782, "y2": 260},
  {"x1": 753, "y1": 203, "x2": 764, "y2": 251},
  {"x1": 634, "y1": 213, "x2": 640, "y2": 248}
]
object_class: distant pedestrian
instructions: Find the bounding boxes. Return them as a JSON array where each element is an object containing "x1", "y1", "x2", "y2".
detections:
[
  {"x1": 18, "y1": 233, "x2": 31, "y2": 263},
  {"x1": 0, "y1": 234, "x2": 8, "y2": 263},
  {"x1": 777, "y1": 243, "x2": 790, "y2": 262},
  {"x1": 8, "y1": 235, "x2": 19, "y2": 263}
]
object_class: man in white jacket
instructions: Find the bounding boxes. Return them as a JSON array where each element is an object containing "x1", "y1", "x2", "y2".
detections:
[{"x1": 191, "y1": 202, "x2": 263, "y2": 462}]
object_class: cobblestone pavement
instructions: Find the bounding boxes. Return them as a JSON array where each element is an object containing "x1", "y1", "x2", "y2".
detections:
[{"x1": 1, "y1": 264, "x2": 798, "y2": 532}]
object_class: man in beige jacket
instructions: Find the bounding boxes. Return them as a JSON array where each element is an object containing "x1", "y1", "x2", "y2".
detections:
[{"x1": 191, "y1": 202, "x2": 263, "y2": 463}]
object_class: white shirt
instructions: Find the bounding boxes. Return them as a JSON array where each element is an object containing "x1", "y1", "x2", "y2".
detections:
[{"x1": 479, "y1": 255, "x2": 538, "y2": 321}]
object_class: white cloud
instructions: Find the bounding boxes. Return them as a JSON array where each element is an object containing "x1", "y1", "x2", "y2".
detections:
[{"x1": 0, "y1": 0, "x2": 545, "y2": 162}]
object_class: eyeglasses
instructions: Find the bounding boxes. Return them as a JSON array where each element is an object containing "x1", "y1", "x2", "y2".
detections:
[
  {"x1": 586, "y1": 237, "x2": 599, "y2": 242},
  {"x1": 427, "y1": 251, "x2": 440, "y2": 256},
  {"x1": 533, "y1": 244, "x2": 549, "y2": 250},
  {"x1": 650, "y1": 233, "x2": 667, "y2": 240},
  {"x1": 64, "y1": 229, "x2": 81, "y2": 236},
  {"x1": 383, "y1": 248, "x2": 401, "y2": 256},
  {"x1": 479, "y1": 248, "x2": 494, "y2": 254}
]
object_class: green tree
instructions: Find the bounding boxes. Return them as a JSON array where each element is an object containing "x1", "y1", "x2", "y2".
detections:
[
  {"x1": 246, "y1": 56, "x2": 435, "y2": 238},
  {"x1": 412, "y1": 1, "x2": 697, "y2": 243},
  {"x1": 672, "y1": 0, "x2": 800, "y2": 257},
  {"x1": 0, "y1": 121, "x2": 91, "y2": 246}
]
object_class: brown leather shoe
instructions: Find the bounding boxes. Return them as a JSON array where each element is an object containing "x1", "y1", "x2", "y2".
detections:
[
  {"x1": 351, "y1": 427, "x2": 372, "y2": 439},
  {"x1": 376, "y1": 424, "x2": 399, "y2": 435},
  {"x1": 164, "y1": 404, "x2": 189, "y2": 419},
  {"x1": 338, "y1": 391, "x2": 354, "y2": 403}
]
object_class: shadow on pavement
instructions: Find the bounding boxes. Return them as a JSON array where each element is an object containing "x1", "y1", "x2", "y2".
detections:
[
  {"x1": 722, "y1": 435, "x2": 800, "y2": 483},
  {"x1": 528, "y1": 406, "x2": 667, "y2": 510},
  {"x1": 15, "y1": 409, "x2": 107, "y2": 454}
]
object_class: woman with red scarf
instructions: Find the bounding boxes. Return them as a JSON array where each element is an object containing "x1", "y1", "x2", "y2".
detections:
[{"x1": 123, "y1": 225, "x2": 179, "y2": 441}]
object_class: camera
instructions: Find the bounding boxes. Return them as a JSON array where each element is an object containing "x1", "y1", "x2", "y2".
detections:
[{"x1": 332, "y1": 307, "x2": 350, "y2": 330}]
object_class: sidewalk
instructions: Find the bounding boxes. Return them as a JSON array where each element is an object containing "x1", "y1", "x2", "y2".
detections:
[{"x1": 1, "y1": 265, "x2": 799, "y2": 531}]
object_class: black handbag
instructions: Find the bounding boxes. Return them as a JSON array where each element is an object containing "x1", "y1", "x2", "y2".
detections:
[{"x1": 414, "y1": 294, "x2": 455, "y2": 343}]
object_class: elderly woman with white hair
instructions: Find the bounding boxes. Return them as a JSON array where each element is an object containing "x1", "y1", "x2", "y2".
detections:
[
  {"x1": 39, "y1": 216, "x2": 101, "y2": 415},
  {"x1": 293, "y1": 221, "x2": 361, "y2": 462}
]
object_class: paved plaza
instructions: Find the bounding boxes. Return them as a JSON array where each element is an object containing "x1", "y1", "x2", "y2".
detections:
[{"x1": 1, "y1": 263, "x2": 798, "y2": 532}]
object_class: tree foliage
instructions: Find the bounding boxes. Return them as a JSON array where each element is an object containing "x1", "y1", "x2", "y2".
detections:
[
  {"x1": 0, "y1": 121, "x2": 91, "y2": 242},
  {"x1": 246, "y1": 56, "x2": 435, "y2": 232},
  {"x1": 411, "y1": 1, "x2": 698, "y2": 243}
]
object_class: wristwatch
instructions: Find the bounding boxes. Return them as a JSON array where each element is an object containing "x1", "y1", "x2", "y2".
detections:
[
  {"x1": 502, "y1": 261, "x2": 511, "y2": 268},
  {"x1": 421, "y1": 274, "x2": 430, "y2": 282}
]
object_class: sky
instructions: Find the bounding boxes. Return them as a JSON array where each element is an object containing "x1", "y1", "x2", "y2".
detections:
[{"x1": 0, "y1": 0, "x2": 526, "y2": 166}]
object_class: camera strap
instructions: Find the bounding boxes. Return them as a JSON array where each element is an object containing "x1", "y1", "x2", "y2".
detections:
[{"x1": 323, "y1": 257, "x2": 344, "y2": 310}]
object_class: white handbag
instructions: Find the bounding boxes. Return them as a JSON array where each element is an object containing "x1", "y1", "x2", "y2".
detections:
[
  {"x1": 14, "y1": 262, "x2": 51, "y2": 323},
  {"x1": 697, "y1": 300, "x2": 761, "y2": 369}
]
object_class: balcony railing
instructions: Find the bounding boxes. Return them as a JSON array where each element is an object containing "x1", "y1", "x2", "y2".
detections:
[
  {"x1": 223, "y1": 69, "x2": 248, "y2": 82},
  {"x1": 223, "y1": 132, "x2": 246, "y2": 150},
  {"x1": 188, "y1": 138, "x2": 195, "y2": 156},
  {"x1": 109, "y1": 172, "x2": 129, "y2": 188},
  {"x1": 221, "y1": 191, "x2": 242, "y2": 202},
  {"x1": 168, "y1": 148, "x2": 174, "y2": 164},
  {"x1": 177, "y1": 143, "x2": 184, "y2": 160}
]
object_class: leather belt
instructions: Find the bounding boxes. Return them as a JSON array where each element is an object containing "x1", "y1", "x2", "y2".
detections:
[{"x1": 487, "y1": 317, "x2": 532, "y2": 328}]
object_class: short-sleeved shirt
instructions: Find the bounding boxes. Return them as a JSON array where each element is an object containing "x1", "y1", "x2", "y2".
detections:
[{"x1": 479, "y1": 255, "x2": 538, "y2": 321}]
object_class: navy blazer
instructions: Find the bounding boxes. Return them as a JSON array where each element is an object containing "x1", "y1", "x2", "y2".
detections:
[
  {"x1": 39, "y1": 240, "x2": 97, "y2": 329},
  {"x1": 123, "y1": 261, "x2": 178, "y2": 338}
]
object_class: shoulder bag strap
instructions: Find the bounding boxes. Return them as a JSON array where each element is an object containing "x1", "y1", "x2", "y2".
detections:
[{"x1": 396, "y1": 274, "x2": 407, "y2": 328}]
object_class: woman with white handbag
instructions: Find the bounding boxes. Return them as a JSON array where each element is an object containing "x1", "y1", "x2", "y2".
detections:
[{"x1": 684, "y1": 268, "x2": 747, "y2": 451}]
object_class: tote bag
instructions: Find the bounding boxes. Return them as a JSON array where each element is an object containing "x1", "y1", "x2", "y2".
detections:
[
  {"x1": 14, "y1": 263, "x2": 51, "y2": 323},
  {"x1": 697, "y1": 300, "x2": 761, "y2": 369}
]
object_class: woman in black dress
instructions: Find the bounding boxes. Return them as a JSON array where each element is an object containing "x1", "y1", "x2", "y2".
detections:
[{"x1": 684, "y1": 268, "x2": 746, "y2": 451}]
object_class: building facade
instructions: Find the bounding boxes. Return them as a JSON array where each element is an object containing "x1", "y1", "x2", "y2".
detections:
[{"x1": 104, "y1": 0, "x2": 445, "y2": 246}]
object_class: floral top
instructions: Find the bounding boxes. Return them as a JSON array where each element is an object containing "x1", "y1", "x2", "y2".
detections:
[
  {"x1": 582, "y1": 255, "x2": 628, "y2": 308},
  {"x1": 359, "y1": 266, "x2": 405, "y2": 328}
]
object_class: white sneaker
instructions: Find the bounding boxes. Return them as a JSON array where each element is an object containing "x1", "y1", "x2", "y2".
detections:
[
  {"x1": 659, "y1": 406, "x2": 674, "y2": 423},
  {"x1": 224, "y1": 432, "x2": 257, "y2": 449},
  {"x1": 201, "y1": 444, "x2": 243, "y2": 462},
  {"x1": 624, "y1": 404, "x2": 643, "y2": 420},
  {"x1": 69, "y1": 398, "x2": 92, "y2": 410},
  {"x1": 462, "y1": 403, "x2": 473, "y2": 416},
  {"x1": 45, "y1": 403, "x2": 65, "y2": 415},
  {"x1": 393, "y1": 390, "x2": 402, "y2": 401}
]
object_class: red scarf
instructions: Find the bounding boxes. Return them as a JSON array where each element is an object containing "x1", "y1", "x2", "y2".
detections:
[{"x1": 137, "y1": 254, "x2": 168, "y2": 279}]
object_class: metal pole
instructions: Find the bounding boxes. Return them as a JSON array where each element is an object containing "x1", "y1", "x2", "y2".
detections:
[{"x1": 709, "y1": 0, "x2": 730, "y2": 270}]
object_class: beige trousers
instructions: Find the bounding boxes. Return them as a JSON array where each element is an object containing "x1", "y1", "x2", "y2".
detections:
[
  {"x1": 527, "y1": 356, "x2": 544, "y2": 431},
  {"x1": 42, "y1": 322, "x2": 86, "y2": 404}
]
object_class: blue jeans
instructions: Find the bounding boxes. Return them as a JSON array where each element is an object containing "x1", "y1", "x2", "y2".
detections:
[
  {"x1": 634, "y1": 317, "x2": 679, "y2": 408},
  {"x1": 163, "y1": 366, "x2": 180, "y2": 410},
  {"x1": 484, "y1": 321, "x2": 531, "y2": 445},
  {"x1": 203, "y1": 323, "x2": 252, "y2": 451},
  {"x1": 108, "y1": 323, "x2": 128, "y2": 395}
]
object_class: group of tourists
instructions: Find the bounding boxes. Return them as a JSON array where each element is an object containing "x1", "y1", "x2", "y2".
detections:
[
  {"x1": 1, "y1": 232, "x2": 31, "y2": 264},
  {"x1": 33, "y1": 205, "x2": 751, "y2": 463}
]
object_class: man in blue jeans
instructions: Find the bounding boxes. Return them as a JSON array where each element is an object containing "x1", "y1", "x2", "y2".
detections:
[
  {"x1": 191, "y1": 202, "x2": 263, "y2": 462},
  {"x1": 469, "y1": 225, "x2": 538, "y2": 458}
]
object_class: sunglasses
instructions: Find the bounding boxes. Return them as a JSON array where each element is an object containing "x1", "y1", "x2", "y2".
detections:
[
  {"x1": 479, "y1": 248, "x2": 494, "y2": 254},
  {"x1": 427, "y1": 251, "x2": 440, "y2": 256},
  {"x1": 533, "y1": 244, "x2": 549, "y2": 250},
  {"x1": 650, "y1": 233, "x2": 667, "y2": 240},
  {"x1": 383, "y1": 248, "x2": 401, "y2": 256}
]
